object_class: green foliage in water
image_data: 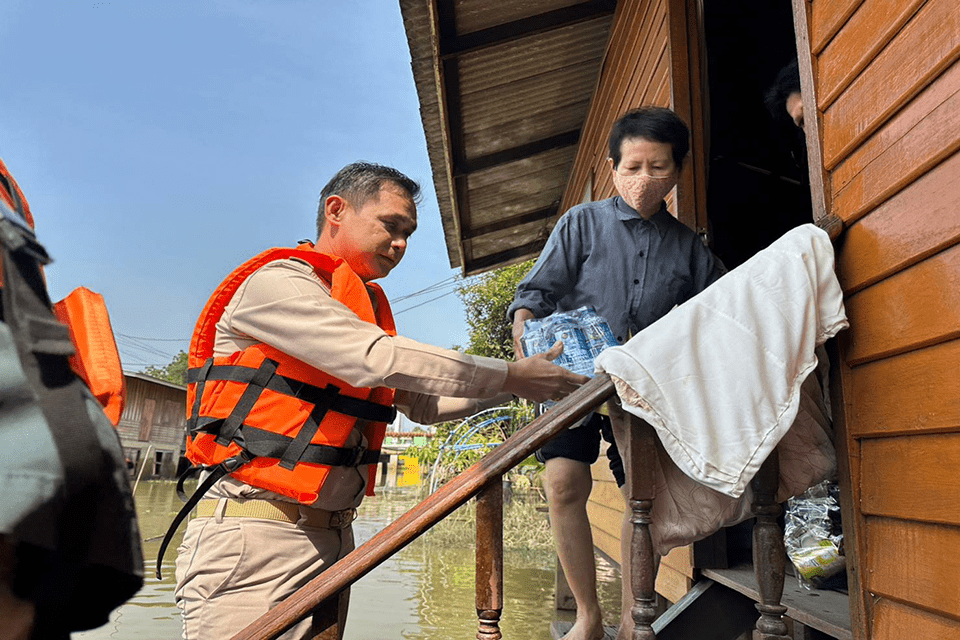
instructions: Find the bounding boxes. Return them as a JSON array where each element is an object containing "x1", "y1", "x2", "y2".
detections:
[
  {"x1": 409, "y1": 401, "x2": 541, "y2": 491},
  {"x1": 416, "y1": 491, "x2": 554, "y2": 556}
]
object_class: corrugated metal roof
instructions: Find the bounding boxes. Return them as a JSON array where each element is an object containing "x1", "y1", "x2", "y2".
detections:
[{"x1": 400, "y1": 0, "x2": 616, "y2": 274}]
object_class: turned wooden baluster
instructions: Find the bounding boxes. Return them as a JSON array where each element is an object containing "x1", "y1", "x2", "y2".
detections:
[
  {"x1": 476, "y1": 477, "x2": 504, "y2": 640},
  {"x1": 620, "y1": 411, "x2": 659, "y2": 640},
  {"x1": 751, "y1": 450, "x2": 789, "y2": 640}
]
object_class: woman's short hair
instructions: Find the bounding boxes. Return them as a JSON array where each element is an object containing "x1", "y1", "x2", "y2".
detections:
[{"x1": 608, "y1": 107, "x2": 690, "y2": 169}]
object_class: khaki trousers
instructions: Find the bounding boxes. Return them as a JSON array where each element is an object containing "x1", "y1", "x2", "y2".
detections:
[{"x1": 174, "y1": 501, "x2": 354, "y2": 640}]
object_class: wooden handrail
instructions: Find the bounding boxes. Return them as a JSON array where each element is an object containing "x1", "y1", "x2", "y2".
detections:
[{"x1": 231, "y1": 373, "x2": 617, "y2": 640}]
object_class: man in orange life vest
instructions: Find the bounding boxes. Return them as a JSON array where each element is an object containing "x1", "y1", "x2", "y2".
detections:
[{"x1": 174, "y1": 162, "x2": 588, "y2": 639}]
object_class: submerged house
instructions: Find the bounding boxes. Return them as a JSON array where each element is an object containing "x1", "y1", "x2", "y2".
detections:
[
  {"x1": 400, "y1": 0, "x2": 960, "y2": 638},
  {"x1": 117, "y1": 371, "x2": 187, "y2": 480}
]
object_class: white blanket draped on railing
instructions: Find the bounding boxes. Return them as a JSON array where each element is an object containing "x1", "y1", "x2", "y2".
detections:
[{"x1": 595, "y1": 223, "x2": 849, "y2": 554}]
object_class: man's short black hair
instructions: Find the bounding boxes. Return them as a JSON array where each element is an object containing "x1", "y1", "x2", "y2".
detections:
[
  {"x1": 608, "y1": 107, "x2": 690, "y2": 169},
  {"x1": 316, "y1": 162, "x2": 421, "y2": 236},
  {"x1": 764, "y1": 59, "x2": 801, "y2": 121}
]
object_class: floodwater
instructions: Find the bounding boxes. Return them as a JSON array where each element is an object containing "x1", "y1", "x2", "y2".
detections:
[{"x1": 77, "y1": 481, "x2": 622, "y2": 640}]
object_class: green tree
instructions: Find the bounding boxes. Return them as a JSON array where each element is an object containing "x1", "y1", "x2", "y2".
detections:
[
  {"x1": 143, "y1": 350, "x2": 188, "y2": 385},
  {"x1": 456, "y1": 260, "x2": 533, "y2": 360}
]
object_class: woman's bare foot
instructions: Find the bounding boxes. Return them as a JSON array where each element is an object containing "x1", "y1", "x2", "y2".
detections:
[
  {"x1": 615, "y1": 612, "x2": 634, "y2": 640},
  {"x1": 561, "y1": 615, "x2": 605, "y2": 640}
]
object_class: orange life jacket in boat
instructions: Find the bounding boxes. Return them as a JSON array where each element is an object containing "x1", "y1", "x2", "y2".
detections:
[
  {"x1": 0, "y1": 158, "x2": 126, "y2": 425},
  {"x1": 184, "y1": 243, "x2": 398, "y2": 504}
]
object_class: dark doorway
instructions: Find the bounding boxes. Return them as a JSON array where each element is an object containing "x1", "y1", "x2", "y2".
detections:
[{"x1": 703, "y1": 1, "x2": 812, "y2": 270}]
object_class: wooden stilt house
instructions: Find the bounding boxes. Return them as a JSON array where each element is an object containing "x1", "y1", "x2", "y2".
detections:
[{"x1": 399, "y1": 1, "x2": 960, "y2": 638}]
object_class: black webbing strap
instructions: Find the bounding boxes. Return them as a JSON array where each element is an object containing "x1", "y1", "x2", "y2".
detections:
[
  {"x1": 189, "y1": 419, "x2": 380, "y2": 467},
  {"x1": 214, "y1": 358, "x2": 278, "y2": 446},
  {"x1": 186, "y1": 358, "x2": 214, "y2": 431},
  {"x1": 155, "y1": 452, "x2": 251, "y2": 580},
  {"x1": 175, "y1": 464, "x2": 202, "y2": 502},
  {"x1": 186, "y1": 363, "x2": 396, "y2": 423},
  {"x1": 279, "y1": 384, "x2": 340, "y2": 470}
]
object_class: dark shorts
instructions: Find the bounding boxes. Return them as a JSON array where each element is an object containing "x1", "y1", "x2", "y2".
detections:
[{"x1": 535, "y1": 413, "x2": 625, "y2": 487}]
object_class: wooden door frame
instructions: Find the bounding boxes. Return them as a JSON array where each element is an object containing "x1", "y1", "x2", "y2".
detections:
[
  {"x1": 667, "y1": 0, "x2": 709, "y2": 239},
  {"x1": 792, "y1": 2, "x2": 864, "y2": 637}
]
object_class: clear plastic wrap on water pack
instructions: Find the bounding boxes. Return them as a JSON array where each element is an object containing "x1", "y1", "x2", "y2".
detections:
[
  {"x1": 521, "y1": 307, "x2": 619, "y2": 411},
  {"x1": 784, "y1": 480, "x2": 846, "y2": 590}
]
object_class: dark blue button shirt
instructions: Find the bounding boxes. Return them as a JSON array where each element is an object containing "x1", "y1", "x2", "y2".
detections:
[{"x1": 509, "y1": 197, "x2": 722, "y2": 343}]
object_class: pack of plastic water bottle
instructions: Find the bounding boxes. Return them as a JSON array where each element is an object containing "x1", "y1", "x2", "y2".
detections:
[{"x1": 520, "y1": 306, "x2": 619, "y2": 378}]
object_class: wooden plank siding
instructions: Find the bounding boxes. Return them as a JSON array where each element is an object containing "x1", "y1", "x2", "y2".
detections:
[
  {"x1": 864, "y1": 517, "x2": 960, "y2": 621},
  {"x1": 831, "y1": 71, "x2": 960, "y2": 226},
  {"x1": 843, "y1": 242, "x2": 960, "y2": 365},
  {"x1": 870, "y1": 600, "x2": 960, "y2": 640},
  {"x1": 816, "y1": 0, "x2": 926, "y2": 109},
  {"x1": 848, "y1": 338, "x2": 960, "y2": 438},
  {"x1": 837, "y1": 149, "x2": 960, "y2": 294},
  {"x1": 806, "y1": 0, "x2": 960, "y2": 636},
  {"x1": 819, "y1": 0, "x2": 960, "y2": 170},
  {"x1": 810, "y1": 0, "x2": 862, "y2": 55},
  {"x1": 860, "y1": 434, "x2": 960, "y2": 527}
]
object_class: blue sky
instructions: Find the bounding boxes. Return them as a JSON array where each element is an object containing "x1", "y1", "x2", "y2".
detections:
[{"x1": 0, "y1": 0, "x2": 469, "y2": 371}]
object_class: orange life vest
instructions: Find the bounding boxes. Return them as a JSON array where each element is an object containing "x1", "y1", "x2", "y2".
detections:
[
  {"x1": 0, "y1": 159, "x2": 125, "y2": 425},
  {"x1": 185, "y1": 243, "x2": 398, "y2": 504}
]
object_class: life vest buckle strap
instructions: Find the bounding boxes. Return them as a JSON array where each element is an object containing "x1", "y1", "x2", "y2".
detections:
[
  {"x1": 186, "y1": 358, "x2": 214, "y2": 431},
  {"x1": 187, "y1": 363, "x2": 396, "y2": 423},
  {"x1": 345, "y1": 443, "x2": 367, "y2": 468},
  {"x1": 214, "y1": 358, "x2": 278, "y2": 446},
  {"x1": 278, "y1": 383, "x2": 339, "y2": 471}
]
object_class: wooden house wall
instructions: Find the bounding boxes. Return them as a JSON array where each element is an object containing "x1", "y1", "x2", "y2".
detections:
[
  {"x1": 117, "y1": 376, "x2": 187, "y2": 452},
  {"x1": 804, "y1": 0, "x2": 960, "y2": 636}
]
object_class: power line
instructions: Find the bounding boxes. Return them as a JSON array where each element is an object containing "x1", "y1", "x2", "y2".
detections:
[
  {"x1": 393, "y1": 290, "x2": 459, "y2": 315},
  {"x1": 116, "y1": 332, "x2": 188, "y2": 342},
  {"x1": 391, "y1": 276, "x2": 460, "y2": 303},
  {"x1": 116, "y1": 336, "x2": 176, "y2": 360}
]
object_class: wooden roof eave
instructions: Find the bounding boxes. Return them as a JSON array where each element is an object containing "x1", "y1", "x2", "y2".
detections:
[
  {"x1": 401, "y1": 0, "x2": 617, "y2": 275},
  {"x1": 401, "y1": 0, "x2": 466, "y2": 270}
]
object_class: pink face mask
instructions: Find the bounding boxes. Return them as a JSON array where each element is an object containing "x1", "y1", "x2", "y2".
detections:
[{"x1": 612, "y1": 171, "x2": 676, "y2": 217}]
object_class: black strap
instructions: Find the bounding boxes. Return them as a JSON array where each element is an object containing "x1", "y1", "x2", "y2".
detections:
[
  {"x1": 187, "y1": 364, "x2": 396, "y2": 424},
  {"x1": 279, "y1": 384, "x2": 339, "y2": 470},
  {"x1": 186, "y1": 358, "x2": 214, "y2": 431},
  {"x1": 175, "y1": 464, "x2": 203, "y2": 502},
  {"x1": 190, "y1": 419, "x2": 380, "y2": 467},
  {"x1": 155, "y1": 453, "x2": 251, "y2": 580},
  {"x1": 214, "y1": 358, "x2": 277, "y2": 446}
]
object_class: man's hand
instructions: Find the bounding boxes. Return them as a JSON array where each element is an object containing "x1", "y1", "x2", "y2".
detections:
[
  {"x1": 512, "y1": 308, "x2": 535, "y2": 360},
  {"x1": 503, "y1": 340, "x2": 589, "y2": 403}
]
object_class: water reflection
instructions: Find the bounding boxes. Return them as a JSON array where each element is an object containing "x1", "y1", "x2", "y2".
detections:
[{"x1": 77, "y1": 482, "x2": 622, "y2": 639}]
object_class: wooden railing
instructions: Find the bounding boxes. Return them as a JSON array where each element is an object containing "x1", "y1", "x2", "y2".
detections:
[
  {"x1": 231, "y1": 374, "x2": 616, "y2": 640},
  {"x1": 231, "y1": 371, "x2": 796, "y2": 640}
]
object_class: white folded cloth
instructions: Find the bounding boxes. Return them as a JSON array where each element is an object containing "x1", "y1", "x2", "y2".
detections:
[{"x1": 595, "y1": 223, "x2": 848, "y2": 553}]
